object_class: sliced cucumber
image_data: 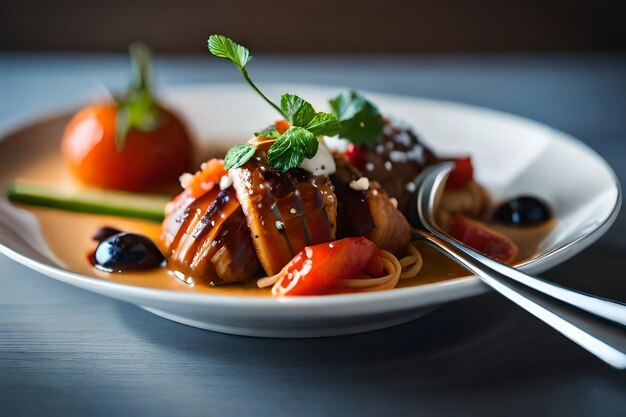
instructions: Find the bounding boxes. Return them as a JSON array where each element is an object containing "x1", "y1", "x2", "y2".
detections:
[{"x1": 6, "y1": 179, "x2": 169, "y2": 222}]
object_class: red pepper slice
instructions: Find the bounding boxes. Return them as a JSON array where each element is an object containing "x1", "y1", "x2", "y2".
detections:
[
  {"x1": 448, "y1": 214, "x2": 518, "y2": 263},
  {"x1": 274, "y1": 237, "x2": 382, "y2": 296},
  {"x1": 446, "y1": 157, "x2": 474, "y2": 189},
  {"x1": 344, "y1": 144, "x2": 366, "y2": 170}
]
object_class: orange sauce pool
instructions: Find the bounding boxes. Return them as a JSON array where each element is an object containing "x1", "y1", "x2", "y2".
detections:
[
  {"x1": 5, "y1": 119, "x2": 555, "y2": 297},
  {"x1": 21, "y1": 205, "x2": 555, "y2": 297}
]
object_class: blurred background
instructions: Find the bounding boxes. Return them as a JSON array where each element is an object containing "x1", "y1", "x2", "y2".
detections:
[
  {"x1": 1, "y1": 0, "x2": 625, "y2": 54},
  {"x1": 1, "y1": 3, "x2": 626, "y2": 417}
]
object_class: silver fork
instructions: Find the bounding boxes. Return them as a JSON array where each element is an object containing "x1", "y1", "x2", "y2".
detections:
[{"x1": 410, "y1": 162, "x2": 626, "y2": 368}]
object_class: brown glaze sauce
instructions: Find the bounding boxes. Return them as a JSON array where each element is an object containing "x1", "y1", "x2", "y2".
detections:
[
  {"x1": 10, "y1": 137, "x2": 556, "y2": 297},
  {"x1": 21, "y1": 204, "x2": 556, "y2": 297}
]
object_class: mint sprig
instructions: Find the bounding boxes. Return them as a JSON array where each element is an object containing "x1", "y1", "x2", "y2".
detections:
[
  {"x1": 280, "y1": 93, "x2": 340, "y2": 136},
  {"x1": 224, "y1": 143, "x2": 256, "y2": 169},
  {"x1": 267, "y1": 127, "x2": 318, "y2": 172},
  {"x1": 329, "y1": 90, "x2": 384, "y2": 144},
  {"x1": 208, "y1": 35, "x2": 286, "y2": 118},
  {"x1": 254, "y1": 126, "x2": 280, "y2": 139},
  {"x1": 209, "y1": 35, "x2": 342, "y2": 172}
]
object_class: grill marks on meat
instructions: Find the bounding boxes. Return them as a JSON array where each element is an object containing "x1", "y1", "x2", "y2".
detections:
[
  {"x1": 162, "y1": 187, "x2": 260, "y2": 285},
  {"x1": 161, "y1": 129, "x2": 422, "y2": 284},
  {"x1": 230, "y1": 143, "x2": 336, "y2": 275}
]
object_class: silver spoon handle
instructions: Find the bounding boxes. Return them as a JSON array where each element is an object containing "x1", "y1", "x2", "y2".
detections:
[{"x1": 413, "y1": 229, "x2": 626, "y2": 369}]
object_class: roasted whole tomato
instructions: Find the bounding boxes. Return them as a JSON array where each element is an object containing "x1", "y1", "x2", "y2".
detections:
[
  {"x1": 61, "y1": 43, "x2": 192, "y2": 191},
  {"x1": 62, "y1": 105, "x2": 192, "y2": 191}
]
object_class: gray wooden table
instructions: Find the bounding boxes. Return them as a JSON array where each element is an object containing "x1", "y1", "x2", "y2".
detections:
[{"x1": 1, "y1": 53, "x2": 625, "y2": 417}]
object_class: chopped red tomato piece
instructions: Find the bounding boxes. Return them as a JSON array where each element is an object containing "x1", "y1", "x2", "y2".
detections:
[
  {"x1": 448, "y1": 214, "x2": 518, "y2": 263},
  {"x1": 274, "y1": 237, "x2": 382, "y2": 296},
  {"x1": 344, "y1": 144, "x2": 366, "y2": 169},
  {"x1": 446, "y1": 157, "x2": 474, "y2": 189},
  {"x1": 180, "y1": 158, "x2": 227, "y2": 198},
  {"x1": 275, "y1": 119, "x2": 291, "y2": 135}
]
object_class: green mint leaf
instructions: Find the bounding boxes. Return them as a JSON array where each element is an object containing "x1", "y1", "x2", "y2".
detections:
[
  {"x1": 207, "y1": 35, "x2": 251, "y2": 70},
  {"x1": 304, "y1": 112, "x2": 341, "y2": 137},
  {"x1": 280, "y1": 94, "x2": 316, "y2": 126},
  {"x1": 329, "y1": 90, "x2": 384, "y2": 144},
  {"x1": 254, "y1": 126, "x2": 280, "y2": 139},
  {"x1": 224, "y1": 143, "x2": 256, "y2": 169},
  {"x1": 208, "y1": 34, "x2": 285, "y2": 118},
  {"x1": 267, "y1": 127, "x2": 318, "y2": 172}
]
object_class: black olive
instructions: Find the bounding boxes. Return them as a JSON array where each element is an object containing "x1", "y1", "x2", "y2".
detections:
[
  {"x1": 492, "y1": 196, "x2": 552, "y2": 226},
  {"x1": 93, "y1": 233, "x2": 165, "y2": 273},
  {"x1": 92, "y1": 226, "x2": 123, "y2": 242}
]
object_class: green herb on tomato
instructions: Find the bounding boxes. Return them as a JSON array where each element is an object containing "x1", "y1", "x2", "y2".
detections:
[
  {"x1": 62, "y1": 43, "x2": 192, "y2": 191},
  {"x1": 115, "y1": 43, "x2": 162, "y2": 151}
]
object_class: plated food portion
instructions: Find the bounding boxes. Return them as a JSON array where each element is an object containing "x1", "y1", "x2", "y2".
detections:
[{"x1": 6, "y1": 36, "x2": 555, "y2": 298}]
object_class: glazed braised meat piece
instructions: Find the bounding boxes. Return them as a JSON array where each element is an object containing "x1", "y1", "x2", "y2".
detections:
[
  {"x1": 349, "y1": 119, "x2": 489, "y2": 222},
  {"x1": 162, "y1": 187, "x2": 261, "y2": 285},
  {"x1": 332, "y1": 155, "x2": 411, "y2": 253},
  {"x1": 349, "y1": 119, "x2": 439, "y2": 214},
  {"x1": 230, "y1": 141, "x2": 337, "y2": 276}
]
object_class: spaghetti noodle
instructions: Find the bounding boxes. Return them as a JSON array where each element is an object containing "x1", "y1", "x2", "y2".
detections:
[{"x1": 257, "y1": 243, "x2": 424, "y2": 294}]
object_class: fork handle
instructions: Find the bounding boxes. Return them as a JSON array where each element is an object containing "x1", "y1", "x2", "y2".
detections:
[{"x1": 413, "y1": 229, "x2": 626, "y2": 369}]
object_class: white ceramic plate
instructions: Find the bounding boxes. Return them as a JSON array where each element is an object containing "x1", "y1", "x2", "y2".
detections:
[{"x1": 0, "y1": 84, "x2": 620, "y2": 337}]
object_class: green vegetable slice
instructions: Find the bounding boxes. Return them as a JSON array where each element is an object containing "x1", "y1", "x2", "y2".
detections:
[{"x1": 7, "y1": 179, "x2": 169, "y2": 222}]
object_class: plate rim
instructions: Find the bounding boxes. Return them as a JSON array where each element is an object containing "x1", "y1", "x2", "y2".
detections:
[{"x1": 0, "y1": 83, "x2": 621, "y2": 310}]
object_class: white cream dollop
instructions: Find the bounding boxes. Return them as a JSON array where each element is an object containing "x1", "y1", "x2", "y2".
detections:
[{"x1": 300, "y1": 138, "x2": 336, "y2": 176}]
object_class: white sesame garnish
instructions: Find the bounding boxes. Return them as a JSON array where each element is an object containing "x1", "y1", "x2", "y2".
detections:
[
  {"x1": 376, "y1": 144, "x2": 385, "y2": 153},
  {"x1": 372, "y1": 189, "x2": 379, "y2": 196},
  {"x1": 290, "y1": 208, "x2": 297, "y2": 214},
  {"x1": 389, "y1": 151, "x2": 408, "y2": 163},
  {"x1": 406, "y1": 182, "x2": 416, "y2": 193},
  {"x1": 349, "y1": 177, "x2": 370, "y2": 191},
  {"x1": 219, "y1": 175, "x2": 233, "y2": 190},
  {"x1": 179, "y1": 173, "x2": 193, "y2": 189},
  {"x1": 257, "y1": 203, "x2": 263, "y2": 208},
  {"x1": 275, "y1": 221, "x2": 284, "y2": 231},
  {"x1": 305, "y1": 247, "x2": 313, "y2": 258},
  {"x1": 384, "y1": 161, "x2": 392, "y2": 171},
  {"x1": 395, "y1": 131, "x2": 412, "y2": 146},
  {"x1": 390, "y1": 197, "x2": 398, "y2": 208},
  {"x1": 411, "y1": 145, "x2": 424, "y2": 163},
  {"x1": 365, "y1": 162, "x2": 374, "y2": 172},
  {"x1": 329, "y1": 243, "x2": 334, "y2": 248}
]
